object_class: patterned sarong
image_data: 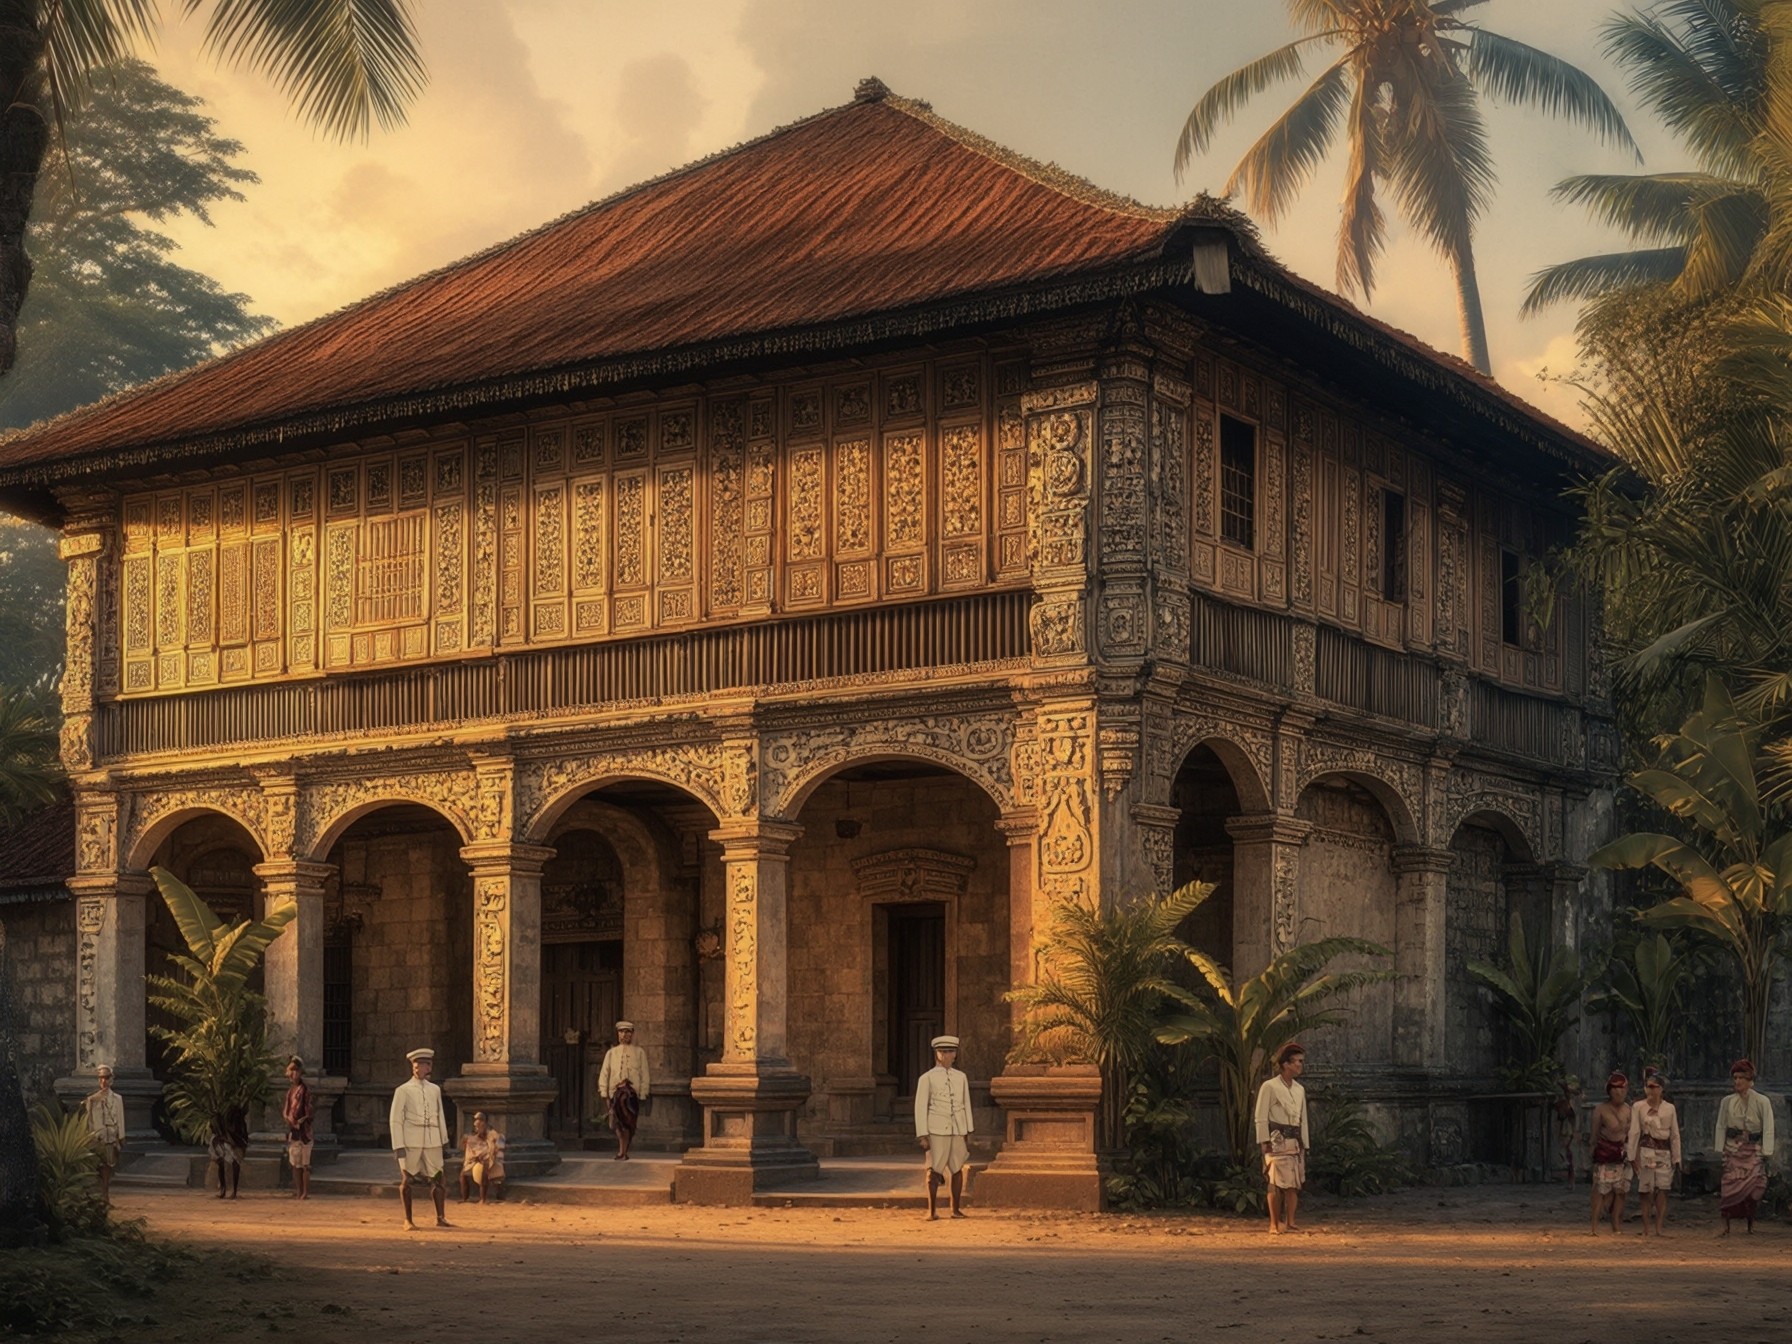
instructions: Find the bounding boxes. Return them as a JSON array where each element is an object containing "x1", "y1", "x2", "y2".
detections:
[
  {"x1": 1720, "y1": 1130, "x2": 1766, "y2": 1221},
  {"x1": 608, "y1": 1079, "x2": 641, "y2": 1136},
  {"x1": 1264, "y1": 1121, "x2": 1305, "y2": 1190}
]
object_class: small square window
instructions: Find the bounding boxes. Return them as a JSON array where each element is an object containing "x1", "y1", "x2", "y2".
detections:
[{"x1": 1219, "y1": 415, "x2": 1256, "y2": 551}]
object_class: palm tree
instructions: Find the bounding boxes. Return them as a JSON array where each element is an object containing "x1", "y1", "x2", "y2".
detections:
[
  {"x1": 1590, "y1": 676, "x2": 1792, "y2": 1070},
  {"x1": 1157, "y1": 932, "x2": 1394, "y2": 1166},
  {"x1": 0, "y1": 0, "x2": 426, "y2": 377},
  {"x1": 144, "y1": 866, "x2": 296, "y2": 1146},
  {"x1": 0, "y1": 682, "x2": 58, "y2": 826},
  {"x1": 1006, "y1": 881, "x2": 1215, "y2": 1151},
  {"x1": 1175, "y1": 0, "x2": 1636, "y2": 374},
  {"x1": 1524, "y1": 1, "x2": 1780, "y2": 315}
]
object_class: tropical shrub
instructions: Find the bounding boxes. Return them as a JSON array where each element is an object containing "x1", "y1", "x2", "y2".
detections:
[
  {"x1": 1305, "y1": 1090, "x2": 1415, "y2": 1197},
  {"x1": 1466, "y1": 913, "x2": 1599, "y2": 1092},
  {"x1": 1105, "y1": 1048, "x2": 1210, "y2": 1210},
  {"x1": 29, "y1": 1105, "x2": 105, "y2": 1238},
  {"x1": 1589, "y1": 930, "x2": 1694, "y2": 1071}
]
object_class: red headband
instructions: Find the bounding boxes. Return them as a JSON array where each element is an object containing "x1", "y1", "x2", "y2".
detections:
[
  {"x1": 1606, "y1": 1071, "x2": 1628, "y2": 1090},
  {"x1": 1731, "y1": 1059, "x2": 1756, "y2": 1078},
  {"x1": 1276, "y1": 1043, "x2": 1305, "y2": 1065}
]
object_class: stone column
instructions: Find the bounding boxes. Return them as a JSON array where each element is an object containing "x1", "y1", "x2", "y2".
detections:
[
  {"x1": 1391, "y1": 846, "x2": 1455, "y2": 1071},
  {"x1": 995, "y1": 811, "x2": 1038, "y2": 1034},
  {"x1": 54, "y1": 873, "x2": 160, "y2": 1143},
  {"x1": 444, "y1": 841, "x2": 559, "y2": 1176},
  {"x1": 1224, "y1": 814, "x2": 1311, "y2": 979},
  {"x1": 673, "y1": 820, "x2": 819, "y2": 1204},
  {"x1": 253, "y1": 859, "x2": 346, "y2": 1155}
]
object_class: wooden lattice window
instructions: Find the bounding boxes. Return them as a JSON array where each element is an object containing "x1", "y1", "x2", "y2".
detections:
[
  {"x1": 355, "y1": 512, "x2": 426, "y2": 626},
  {"x1": 1219, "y1": 414, "x2": 1256, "y2": 551}
]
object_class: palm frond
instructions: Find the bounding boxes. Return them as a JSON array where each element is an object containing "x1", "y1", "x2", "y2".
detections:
[
  {"x1": 1521, "y1": 247, "x2": 1689, "y2": 313},
  {"x1": 1174, "y1": 36, "x2": 1329, "y2": 181},
  {"x1": 1220, "y1": 58, "x2": 1351, "y2": 220},
  {"x1": 1464, "y1": 27, "x2": 1639, "y2": 158},
  {"x1": 1336, "y1": 57, "x2": 1387, "y2": 297},
  {"x1": 1601, "y1": 6, "x2": 1765, "y2": 178}
]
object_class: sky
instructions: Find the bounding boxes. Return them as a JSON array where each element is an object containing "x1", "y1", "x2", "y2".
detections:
[{"x1": 137, "y1": 0, "x2": 1675, "y2": 428}]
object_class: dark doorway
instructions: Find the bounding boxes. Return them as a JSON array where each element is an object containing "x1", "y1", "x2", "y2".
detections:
[
  {"x1": 540, "y1": 939, "x2": 621, "y2": 1141},
  {"x1": 888, "y1": 903, "x2": 945, "y2": 1096}
]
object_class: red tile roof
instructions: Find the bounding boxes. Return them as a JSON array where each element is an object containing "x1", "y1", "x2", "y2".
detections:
[{"x1": 0, "y1": 80, "x2": 1608, "y2": 495}]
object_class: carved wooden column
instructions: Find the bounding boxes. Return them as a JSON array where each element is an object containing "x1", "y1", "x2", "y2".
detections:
[
  {"x1": 444, "y1": 841, "x2": 558, "y2": 1175},
  {"x1": 674, "y1": 819, "x2": 819, "y2": 1204},
  {"x1": 1224, "y1": 814, "x2": 1311, "y2": 980},
  {"x1": 1391, "y1": 845, "x2": 1455, "y2": 1070}
]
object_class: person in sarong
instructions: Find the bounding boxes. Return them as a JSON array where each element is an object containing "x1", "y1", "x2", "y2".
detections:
[
  {"x1": 208, "y1": 1103, "x2": 249, "y2": 1200},
  {"x1": 915, "y1": 1034, "x2": 973, "y2": 1220},
  {"x1": 1255, "y1": 1042, "x2": 1309, "y2": 1235},
  {"x1": 1589, "y1": 1071, "x2": 1631, "y2": 1234},
  {"x1": 598, "y1": 1021, "x2": 651, "y2": 1160},
  {"x1": 1626, "y1": 1068, "x2": 1681, "y2": 1236},
  {"x1": 282, "y1": 1056, "x2": 314, "y2": 1201},
  {"x1": 458, "y1": 1111, "x2": 506, "y2": 1204},
  {"x1": 82, "y1": 1064, "x2": 125, "y2": 1205},
  {"x1": 390, "y1": 1046, "x2": 451, "y2": 1230},
  {"x1": 1715, "y1": 1058, "x2": 1775, "y2": 1235}
]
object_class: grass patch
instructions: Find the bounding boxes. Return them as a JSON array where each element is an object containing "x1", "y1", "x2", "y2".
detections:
[{"x1": 0, "y1": 1224, "x2": 202, "y2": 1339}]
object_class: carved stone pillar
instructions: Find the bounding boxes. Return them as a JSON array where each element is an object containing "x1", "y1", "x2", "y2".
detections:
[
  {"x1": 1391, "y1": 846, "x2": 1455, "y2": 1071},
  {"x1": 674, "y1": 820, "x2": 819, "y2": 1204},
  {"x1": 253, "y1": 859, "x2": 346, "y2": 1150},
  {"x1": 54, "y1": 873, "x2": 160, "y2": 1143},
  {"x1": 443, "y1": 841, "x2": 558, "y2": 1176},
  {"x1": 996, "y1": 810, "x2": 1038, "y2": 1032},
  {"x1": 1224, "y1": 814, "x2": 1311, "y2": 979}
]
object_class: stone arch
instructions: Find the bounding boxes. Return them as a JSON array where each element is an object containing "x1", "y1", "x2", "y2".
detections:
[
  {"x1": 542, "y1": 798, "x2": 672, "y2": 897},
  {"x1": 1294, "y1": 756, "x2": 1422, "y2": 847},
  {"x1": 124, "y1": 791, "x2": 269, "y2": 872},
  {"x1": 1165, "y1": 733, "x2": 1272, "y2": 813},
  {"x1": 299, "y1": 784, "x2": 475, "y2": 863},
  {"x1": 1440, "y1": 791, "x2": 1544, "y2": 863},
  {"x1": 520, "y1": 758, "x2": 724, "y2": 846},
  {"x1": 766, "y1": 725, "x2": 1014, "y2": 821}
]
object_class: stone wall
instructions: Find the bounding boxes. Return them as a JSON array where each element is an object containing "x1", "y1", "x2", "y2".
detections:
[
  {"x1": 785, "y1": 772, "x2": 1009, "y2": 1144},
  {"x1": 0, "y1": 900, "x2": 75, "y2": 1106},
  {"x1": 1296, "y1": 780, "x2": 1396, "y2": 1065},
  {"x1": 1445, "y1": 823, "x2": 1510, "y2": 1080}
]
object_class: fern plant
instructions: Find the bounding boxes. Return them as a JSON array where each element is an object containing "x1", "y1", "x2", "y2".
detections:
[
  {"x1": 143, "y1": 867, "x2": 295, "y2": 1146},
  {"x1": 1466, "y1": 913, "x2": 1598, "y2": 1092},
  {"x1": 29, "y1": 1104, "x2": 105, "y2": 1238},
  {"x1": 1305, "y1": 1089, "x2": 1414, "y2": 1197}
]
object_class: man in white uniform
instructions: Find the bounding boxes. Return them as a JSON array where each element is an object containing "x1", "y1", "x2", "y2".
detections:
[
  {"x1": 1254, "y1": 1041, "x2": 1310, "y2": 1235},
  {"x1": 390, "y1": 1046, "x2": 451, "y2": 1230},
  {"x1": 597, "y1": 1020, "x2": 651, "y2": 1160},
  {"x1": 83, "y1": 1064, "x2": 125, "y2": 1205},
  {"x1": 915, "y1": 1033, "x2": 973, "y2": 1220}
]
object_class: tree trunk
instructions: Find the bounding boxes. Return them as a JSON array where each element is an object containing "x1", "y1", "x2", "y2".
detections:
[
  {"x1": 0, "y1": 0, "x2": 49, "y2": 377},
  {"x1": 1448, "y1": 237, "x2": 1493, "y2": 377}
]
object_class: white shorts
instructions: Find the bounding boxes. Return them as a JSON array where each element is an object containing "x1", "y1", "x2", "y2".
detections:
[
  {"x1": 287, "y1": 1141, "x2": 313, "y2": 1169},
  {"x1": 923, "y1": 1134, "x2": 969, "y2": 1176},
  {"x1": 1593, "y1": 1162, "x2": 1630, "y2": 1195},
  {"x1": 1636, "y1": 1148, "x2": 1673, "y2": 1193}
]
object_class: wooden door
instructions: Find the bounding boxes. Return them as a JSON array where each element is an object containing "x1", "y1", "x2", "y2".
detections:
[
  {"x1": 540, "y1": 939, "x2": 621, "y2": 1140},
  {"x1": 888, "y1": 903, "x2": 945, "y2": 1096}
]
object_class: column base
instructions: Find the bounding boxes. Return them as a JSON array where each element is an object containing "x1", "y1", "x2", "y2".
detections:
[
  {"x1": 443, "y1": 1066, "x2": 560, "y2": 1177},
  {"x1": 672, "y1": 1067, "x2": 820, "y2": 1205},
  {"x1": 977, "y1": 1066, "x2": 1107, "y2": 1211},
  {"x1": 54, "y1": 1069, "x2": 162, "y2": 1147}
]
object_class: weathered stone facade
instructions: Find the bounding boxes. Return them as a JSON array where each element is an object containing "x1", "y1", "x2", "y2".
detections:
[
  {"x1": 3, "y1": 88, "x2": 1620, "y2": 1200},
  {"x1": 1, "y1": 898, "x2": 75, "y2": 1107}
]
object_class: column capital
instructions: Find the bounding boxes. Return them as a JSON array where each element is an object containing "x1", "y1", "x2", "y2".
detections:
[
  {"x1": 251, "y1": 859, "x2": 335, "y2": 890},
  {"x1": 995, "y1": 809, "x2": 1039, "y2": 845},
  {"x1": 707, "y1": 819, "x2": 804, "y2": 856},
  {"x1": 1129, "y1": 803, "x2": 1180, "y2": 828},
  {"x1": 66, "y1": 872, "x2": 154, "y2": 899},
  {"x1": 458, "y1": 840, "x2": 556, "y2": 875},
  {"x1": 1224, "y1": 814, "x2": 1311, "y2": 847},
  {"x1": 1391, "y1": 845, "x2": 1456, "y2": 876}
]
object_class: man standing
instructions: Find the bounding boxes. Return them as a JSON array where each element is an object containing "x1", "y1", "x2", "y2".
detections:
[
  {"x1": 83, "y1": 1064, "x2": 125, "y2": 1205},
  {"x1": 390, "y1": 1047, "x2": 450, "y2": 1230},
  {"x1": 1715, "y1": 1058, "x2": 1775, "y2": 1234},
  {"x1": 282, "y1": 1056, "x2": 314, "y2": 1200},
  {"x1": 1626, "y1": 1068, "x2": 1681, "y2": 1237},
  {"x1": 597, "y1": 1021, "x2": 651, "y2": 1161},
  {"x1": 1254, "y1": 1042, "x2": 1309, "y2": 1235},
  {"x1": 915, "y1": 1034, "x2": 973, "y2": 1220},
  {"x1": 1589, "y1": 1070, "x2": 1632, "y2": 1234}
]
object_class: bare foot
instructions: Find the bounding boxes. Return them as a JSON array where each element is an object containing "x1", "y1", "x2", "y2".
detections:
[
  {"x1": 436, "y1": 1219, "x2": 452, "y2": 1229},
  {"x1": 403, "y1": 1220, "x2": 418, "y2": 1231},
  {"x1": 951, "y1": 1210, "x2": 966, "y2": 1219}
]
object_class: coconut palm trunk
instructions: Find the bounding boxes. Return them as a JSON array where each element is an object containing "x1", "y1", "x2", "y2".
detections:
[
  {"x1": 0, "y1": 0, "x2": 49, "y2": 377},
  {"x1": 1450, "y1": 236, "x2": 1492, "y2": 375}
]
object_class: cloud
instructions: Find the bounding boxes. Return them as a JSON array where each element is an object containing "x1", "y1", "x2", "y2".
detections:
[{"x1": 1506, "y1": 331, "x2": 1592, "y2": 430}]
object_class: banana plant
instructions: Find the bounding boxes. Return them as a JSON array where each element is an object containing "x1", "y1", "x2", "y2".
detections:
[
  {"x1": 1466, "y1": 912, "x2": 1598, "y2": 1092},
  {"x1": 1591, "y1": 675, "x2": 1792, "y2": 1068},
  {"x1": 144, "y1": 866, "x2": 296, "y2": 1145},
  {"x1": 1588, "y1": 931, "x2": 1693, "y2": 1072},
  {"x1": 1157, "y1": 934, "x2": 1395, "y2": 1166}
]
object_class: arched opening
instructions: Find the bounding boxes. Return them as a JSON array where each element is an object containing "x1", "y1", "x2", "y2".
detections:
[
  {"x1": 1445, "y1": 813, "x2": 1542, "y2": 1083},
  {"x1": 1294, "y1": 774, "x2": 1401, "y2": 1066},
  {"x1": 1170, "y1": 743, "x2": 1247, "y2": 963},
  {"x1": 784, "y1": 759, "x2": 1009, "y2": 1155},
  {"x1": 324, "y1": 802, "x2": 470, "y2": 1142},
  {"x1": 142, "y1": 813, "x2": 267, "y2": 1137},
  {"x1": 532, "y1": 779, "x2": 714, "y2": 1150}
]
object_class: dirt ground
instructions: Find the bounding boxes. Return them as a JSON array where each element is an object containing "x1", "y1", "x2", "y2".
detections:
[{"x1": 94, "y1": 1184, "x2": 1788, "y2": 1344}]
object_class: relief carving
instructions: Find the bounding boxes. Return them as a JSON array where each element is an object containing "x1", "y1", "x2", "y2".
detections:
[
  {"x1": 760, "y1": 714, "x2": 1015, "y2": 817},
  {"x1": 76, "y1": 896, "x2": 103, "y2": 1066},
  {"x1": 517, "y1": 744, "x2": 728, "y2": 840},
  {"x1": 726, "y1": 863, "x2": 758, "y2": 1059},
  {"x1": 1099, "y1": 402, "x2": 1145, "y2": 558},
  {"x1": 473, "y1": 876, "x2": 507, "y2": 1061}
]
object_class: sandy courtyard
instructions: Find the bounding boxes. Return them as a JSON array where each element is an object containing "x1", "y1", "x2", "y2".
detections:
[{"x1": 94, "y1": 1185, "x2": 1788, "y2": 1344}]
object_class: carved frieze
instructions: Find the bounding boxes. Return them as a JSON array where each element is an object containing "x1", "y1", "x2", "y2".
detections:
[
  {"x1": 760, "y1": 713, "x2": 1014, "y2": 818},
  {"x1": 473, "y1": 875, "x2": 507, "y2": 1061},
  {"x1": 1037, "y1": 707, "x2": 1095, "y2": 906},
  {"x1": 76, "y1": 896, "x2": 103, "y2": 1066},
  {"x1": 517, "y1": 743, "x2": 728, "y2": 840}
]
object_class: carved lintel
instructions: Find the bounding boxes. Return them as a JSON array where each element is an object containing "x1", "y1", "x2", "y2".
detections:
[{"x1": 851, "y1": 847, "x2": 975, "y2": 901}]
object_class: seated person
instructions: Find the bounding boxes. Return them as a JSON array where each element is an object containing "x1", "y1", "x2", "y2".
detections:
[{"x1": 458, "y1": 1111, "x2": 505, "y2": 1204}]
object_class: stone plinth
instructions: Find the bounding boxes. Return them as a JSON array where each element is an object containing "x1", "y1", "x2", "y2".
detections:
[
  {"x1": 672, "y1": 1068, "x2": 820, "y2": 1204},
  {"x1": 976, "y1": 1066, "x2": 1106, "y2": 1211},
  {"x1": 444, "y1": 1066, "x2": 560, "y2": 1177}
]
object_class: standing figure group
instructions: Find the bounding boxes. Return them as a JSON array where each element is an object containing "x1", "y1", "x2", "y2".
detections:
[{"x1": 1589, "y1": 1065, "x2": 1700, "y2": 1236}]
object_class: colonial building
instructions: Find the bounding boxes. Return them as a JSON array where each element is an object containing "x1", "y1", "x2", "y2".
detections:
[{"x1": 0, "y1": 81, "x2": 1616, "y2": 1203}]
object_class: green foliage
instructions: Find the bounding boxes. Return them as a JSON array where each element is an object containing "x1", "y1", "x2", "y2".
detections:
[
  {"x1": 1157, "y1": 932, "x2": 1395, "y2": 1165},
  {"x1": 1207, "y1": 1163, "x2": 1266, "y2": 1216},
  {"x1": 0, "y1": 518, "x2": 65, "y2": 694},
  {"x1": 1174, "y1": 0, "x2": 1633, "y2": 372},
  {"x1": 0, "y1": 682, "x2": 60, "y2": 827},
  {"x1": 1105, "y1": 1049, "x2": 1210, "y2": 1211},
  {"x1": 1588, "y1": 930, "x2": 1694, "y2": 1070},
  {"x1": 1007, "y1": 880, "x2": 1214, "y2": 1149},
  {"x1": 29, "y1": 1105, "x2": 106, "y2": 1239},
  {"x1": 143, "y1": 867, "x2": 295, "y2": 1145},
  {"x1": 1305, "y1": 1089, "x2": 1415, "y2": 1197},
  {"x1": 0, "y1": 1230, "x2": 193, "y2": 1337},
  {"x1": 1591, "y1": 675, "x2": 1792, "y2": 1067},
  {"x1": 0, "y1": 60, "x2": 277, "y2": 433},
  {"x1": 1466, "y1": 913, "x2": 1600, "y2": 1092}
]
